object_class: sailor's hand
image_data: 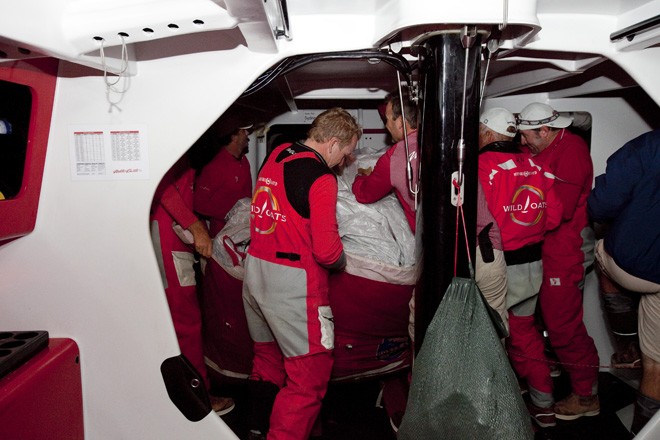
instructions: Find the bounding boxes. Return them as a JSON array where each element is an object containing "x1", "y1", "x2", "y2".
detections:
[
  {"x1": 188, "y1": 219, "x2": 213, "y2": 258},
  {"x1": 357, "y1": 166, "x2": 373, "y2": 176}
]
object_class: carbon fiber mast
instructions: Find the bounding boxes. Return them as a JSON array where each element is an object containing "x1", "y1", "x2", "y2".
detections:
[{"x1": 414, "y1": 29, "x2": 482, "y2": 351}]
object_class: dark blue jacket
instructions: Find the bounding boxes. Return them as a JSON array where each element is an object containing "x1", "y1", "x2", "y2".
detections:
[{"x1": 588, "y1": 129, "x2": 660, "y2": 284}]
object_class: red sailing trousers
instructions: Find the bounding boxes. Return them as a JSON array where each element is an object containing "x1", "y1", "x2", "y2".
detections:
[
  {"x1": 540, "y1": 262, "x2": 599, "y2": 396},
  {"x1": 251, "y1": 341, "x2": 333, "y2": 440}
]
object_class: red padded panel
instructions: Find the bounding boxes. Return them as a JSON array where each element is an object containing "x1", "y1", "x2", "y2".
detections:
[
  {"x1": 0, "y1": 58, "x2": 58, "y2": 241},
  {"x1": 0, "y1": 338, "x2": 83, "y2": 440}
]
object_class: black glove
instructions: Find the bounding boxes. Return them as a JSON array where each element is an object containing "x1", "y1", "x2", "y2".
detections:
[{"x1": 478, "y1": 222, "x2": 495, "y2": 263}]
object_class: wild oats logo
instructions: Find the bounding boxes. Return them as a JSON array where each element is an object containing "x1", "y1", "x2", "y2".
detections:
[
  {"x1": 503, "y1": 184, "x2": 546, "y2": 226},
  {"x1": 251, "y1": 186, "x2": 287, "y2": 234}
]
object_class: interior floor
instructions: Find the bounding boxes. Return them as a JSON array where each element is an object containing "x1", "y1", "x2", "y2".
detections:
[{"x1": 214, "y1": 370, "x2": 639, "y2": 439}]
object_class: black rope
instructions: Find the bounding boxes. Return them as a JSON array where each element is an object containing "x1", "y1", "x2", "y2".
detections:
[{"x1": 241, "y1": 50, "x2": 413, "y2": 97}]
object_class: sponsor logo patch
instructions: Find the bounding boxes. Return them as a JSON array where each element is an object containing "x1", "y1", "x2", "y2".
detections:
[
  {"x1": 503, "y1": 184, "x2": 546, "y2": 227},
  {"x1": 376, "y1": 337, "x2": 410, "y2": 361},
  {"x1": 251, "y1": 186, "x2": 286, "y2": 234}
]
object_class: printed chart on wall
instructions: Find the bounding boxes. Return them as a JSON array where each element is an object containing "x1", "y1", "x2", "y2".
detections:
[{"x1": 69, "y1": 126, "x2": 149, "y2": 180}]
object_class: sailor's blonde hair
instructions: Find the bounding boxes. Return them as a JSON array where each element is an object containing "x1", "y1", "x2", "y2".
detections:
[{"x1": 308, "y1": 107, "x2": 362, "y2": 148}]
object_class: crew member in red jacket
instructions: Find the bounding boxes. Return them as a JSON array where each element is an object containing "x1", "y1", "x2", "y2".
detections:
[
  {"x1": 352, "y1": 92, "x2": 419, "y2": 233},
  {"x1": 191, "y1": 120, "x2": 254, "y2": 395},
  {"x1": 194, "y1": 123, "x2": 253, "y2": 237},
  {"x1": 150, "y1": 154, "x2": 234, "y2": 415},
  {"x1": 478, "y1": 107, "x2": 562, "y2": 427},
  {"x1": 518, "y1": 102, "x2": 600, "y2": 420},
  {"x1": 242, "y1": 108, "x2": 361, "y2": 440}
]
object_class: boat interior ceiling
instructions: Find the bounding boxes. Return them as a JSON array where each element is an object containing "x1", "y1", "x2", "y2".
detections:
[
  {"x1": 2, "y1": 0, "x2": 659, "y2": 127},
  {"x1": 232, "y1": 50, "x2": 650, "y2": 125},
  {"x1": 3, "y1": 1, "x2": 660, "y2": 439},
  {"x1": 233, "y1": 0, "x2": 659, "y2": 125}
]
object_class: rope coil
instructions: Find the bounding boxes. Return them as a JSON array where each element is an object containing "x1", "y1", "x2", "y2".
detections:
[{"x1": 99, "y1": 35, "x2": 130, "y2": 112}]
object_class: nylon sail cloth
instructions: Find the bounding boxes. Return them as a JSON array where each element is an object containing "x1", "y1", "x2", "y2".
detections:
[{"x1": 398, "y1": 277, "x2": 533, "y2": 440}]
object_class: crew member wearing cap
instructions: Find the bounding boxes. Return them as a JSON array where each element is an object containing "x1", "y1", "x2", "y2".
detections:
[
  {"x1": 192, "y1": 120, "x2": 253, "y2": 413},
  {"x1": 150, "y1": 153, "x2": 235, "y2": 416},
  {"x1": 479, "y1": 107, "x2": 563, "y2": 428},
  {"x1": 194, "y1": 122, "x2": 254, "y2": 236},
  {"x1": 517, "y1": 102, "x2": 600, "y2": 420}
]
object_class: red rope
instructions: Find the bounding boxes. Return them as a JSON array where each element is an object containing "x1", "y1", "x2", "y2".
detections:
[
  {"x1": 453, "y1": 180, "x2": 460, "y2": 277},
  {"x1": 452, "y1": 178, "x2": 472, "y2": 277},
  {"x1": 507, "y1": 350, "x2": 641, "y2": 370}
]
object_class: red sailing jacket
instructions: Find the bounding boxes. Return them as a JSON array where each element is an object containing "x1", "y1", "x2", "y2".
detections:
[
  {"x1": 152, "y1": 157, "x2": 197, "y2": 232},
  {"x1": 248, "y1": 142, "x2": 344, "y2": 296},
  {"x1": 194, "y1": 148, "x2": 252, "y2": 237},
  {"x1": 531, "y1": 129, "x2": 594, "y2": 271},
  {"x1": 478, "y1": 141, "x2": 562, "y2": 252},
  {"x1": 352, "y1": 131, "x2": 419, "y2": 233}
]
